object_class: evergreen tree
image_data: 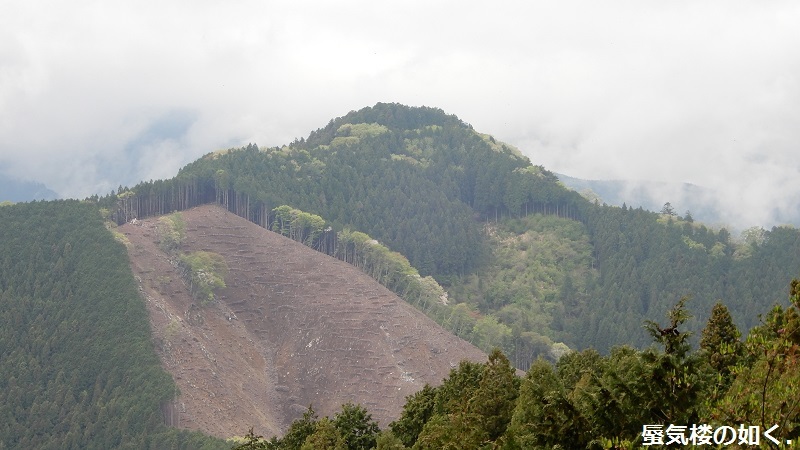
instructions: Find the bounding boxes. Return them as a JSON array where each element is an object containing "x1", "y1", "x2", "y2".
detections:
[
  {"x1": 505, "y1": 359, "x2": 588, "y2": 449},
  {"x1": 374, "y1": 430, "x2": 406, "y2": 450},
  {"x1": 301, "y1": 418, "x2": 345, "y2": 450},
  {"x1": 280, "y1": 406, "x2": 318, "y2": 450},
  {"x1": 467, "y1": 349, "x2": 519, "y2": 441},
  {"x1": 700, "y1": 301, "x2": 742, "y2": 377},
  {"x1": 389, "y1": 385, "x2": 436, "y2": 448},
  {"x1": 332, "y1": 402, "x2": 379, "y2": 450},
  {"x1": 641, "y1": 297, "x2": 712, "y2": 425}
]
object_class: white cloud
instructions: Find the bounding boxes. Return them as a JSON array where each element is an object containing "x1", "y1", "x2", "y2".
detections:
[{"x1": 1, "y1": 0, "x2": 799, "y2": 228}]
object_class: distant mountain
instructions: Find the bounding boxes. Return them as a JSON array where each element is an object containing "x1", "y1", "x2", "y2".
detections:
[
  {"x1": 556, "y1": 173, "x2": 725, "y2": 226},
  {"x1": 0, "y1": 174, "x2": 59, "y2": 202}
]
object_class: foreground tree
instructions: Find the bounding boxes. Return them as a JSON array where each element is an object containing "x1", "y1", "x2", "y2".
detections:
[
  {"x1": 505, "y1": 358, "x2": 589, "y2": 449},
  {"x1": 712, "y1": 280, "x2": 800, "y2": 442},
  {"x1": 700, "y1": 301, "x2": 743, "y2": 384},
  {"x1": 641, "y1": 297, "x2": 712, "y2": 425},
  {"x1": 301, "y1": 418, "x2": 345, "y2": 450},
  {"x1": 333, "y1": 402, "x2": 380, "y2": 450},
  {"x1": 374, "y1": 430, "x2": 406, "y2": 450},
  {"x1": 390, "y1": 385, "x2": 436, "y2": 448},
  {"x1": 280, "y1": 406, "x2": 319, "y2": 450},
  {"x1": 467, "y1": 349, "x2": 519, "y2": 441}
]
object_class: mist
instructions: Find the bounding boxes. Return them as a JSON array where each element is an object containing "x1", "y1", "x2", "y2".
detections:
[{"x1": 2, "y1": 1, "x2": 798, "y2": 230}]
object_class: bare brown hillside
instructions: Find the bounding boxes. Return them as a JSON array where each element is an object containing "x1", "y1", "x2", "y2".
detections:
[{"x1": 119, "y1": 204, "x2": 485, "y2": 439}]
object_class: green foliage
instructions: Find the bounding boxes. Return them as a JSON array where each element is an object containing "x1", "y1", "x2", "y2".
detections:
[
  {"x1": 390, "y1": 385, "x2": 436, "y2": 448},
  {"x1": 432, "y1": 360, "x2": 485, "y2": 416},
  {"x1": 301, "y1": 418, "x2": 345, "y2": 450},
  {"x1": 700, "y1": 302, "x2": 743, "y2": 378},
  {"x1": 390, "y1": 360, "x2": 492, "y2": 449},
  {"x1": 374, "y1": 430, "x2": 406, "y2": 450},
  {"x1": 472, "y1": 315, "x2": 512, "y2": 355},
  {"x1": 332, "y1": 402, "x2": 380, "y2": 450},
  {"x1": 230, "y1": 428, "x2": 270, "y2": 450},
  {"x1": 643, "y1": 296, "x2": 692, "y2": 357},
  {"x1": 506, "y1": 358, "x2": 589, "y2": 449},
  {"x1": 447, "y1": 213, "x2": 593, "y2": 366},
  {"x1": 412, "y1": 412, "x2": 485, "y2": 450},
  {"x1": 179, "y1": 251, "x2": 229, "y2": 305},
  {"x1": 271, "y1": 205, "x2": 326, "y2": 247},
  {"x1": 158, "y1": 212, "x2": 186, "y2": 253},
  {"x1": 711, "y1": 285, "x2": 800, "y2": 442},
  {"x1": 95, "y1": 102, "x2": 800, "y2": 360},
  {"x1": 337, "y1": 122, "x2": 390, "y2": 138},
  {"x1": 280, "y1": 406, "x2": 319, "y2": 450},
  {"x1": 105, "y1": 221, "x2": 131, "y2": 247},
  {"x1": 575, "y1": 204, "x2": 800, "y2": 352},
  {"x1": 467, "y1": 349, "x2": 519, "y2": 441},
  {"x1": 269, "y1": 403, "x2": 379, "y2": 450},
  {"x1": 0, "y1": 201, "x2": 226, "y2": 449}
]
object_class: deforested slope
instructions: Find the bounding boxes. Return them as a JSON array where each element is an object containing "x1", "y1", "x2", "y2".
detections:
[{"x1": 121, "y1": 204, "x2": 486, "y2": 438}]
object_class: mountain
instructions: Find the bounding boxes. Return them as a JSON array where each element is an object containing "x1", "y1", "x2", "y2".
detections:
[
  {"x1": 0, "y1": 174, "x2": 60, "y2": 202},
  {"x1": 3, "y1": 102, "x2": 800, "y2": 446},
  {"x1": 556, "y1": 173, "x2": 725, "y2": 227},
  {"x1": 99, "y1": 102, "x2": 800, "y2": 358},
  {"x1": 120, "y1": 204, "x2": 485, "y2": 437}
]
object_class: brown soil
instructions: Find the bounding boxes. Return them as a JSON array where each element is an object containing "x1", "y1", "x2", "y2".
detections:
[{"x1": 120, "y1": 204, "x2": 486, "y2": 439}]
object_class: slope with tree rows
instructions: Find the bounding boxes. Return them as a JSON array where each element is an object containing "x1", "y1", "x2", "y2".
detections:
[{"x1": 96, "y1": 102, "x2": 800, "y2": 360}]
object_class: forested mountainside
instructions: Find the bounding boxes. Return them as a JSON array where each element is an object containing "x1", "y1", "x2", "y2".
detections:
[
  {"x1": 97, "y1": 102, "x2": 800, "y2": 361},
  {"x1": 98, "y1": 104, "x2": 800, "y2": 358},
  {"x1": 2, "y1": 202, "x2": 799, "y2": 449},
  {"x1": 0, "y1": 201, "x2": 227, "y2": 449},
  {"x1": 3, "y1": 103, "x2": 800, "y2": 448}
]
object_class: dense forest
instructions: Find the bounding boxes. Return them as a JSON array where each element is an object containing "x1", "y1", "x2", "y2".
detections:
[
  {"x1": 2, "y1": 201, "x2": 797, "y2": 447},
  {"x1": 95, "y1": 102, "x2": 800, "y2": 365},
  {"x1": 234, "y1": 286, "x2": 800, "y2": 448},
  {"x1": 4, "y1": 103, "x2": 800, "y2": 447},
  {"x1": 0, "y1": 201, "x2": 227, "y2": 449}
]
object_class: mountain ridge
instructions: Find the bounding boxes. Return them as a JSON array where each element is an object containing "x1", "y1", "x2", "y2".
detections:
[
  {"x1": 102, "y1": 102, "x2": 800, "y2": 357},
  {"x1": 555, "y1": 173, "x2": 726, "y2": 227},
  {"x1": 0, "y1": 173, "x2": 60, "y2": 202}
]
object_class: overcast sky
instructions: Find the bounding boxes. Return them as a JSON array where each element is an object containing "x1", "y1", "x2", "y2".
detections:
[{"x1": 2, "y1": 1, "x2": 799, "y2": 229}]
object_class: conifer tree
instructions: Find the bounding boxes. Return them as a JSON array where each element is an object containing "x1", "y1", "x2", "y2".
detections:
[
  {"x1": 467, "y1": 349, "x2": 519, "y2": 441},
  {"x1": 641, "y1": 297, "x2": 711, "y2": 425},
  {"x1": 390, "y1": 385, "x2": 436, "y2": 448},
  {"x1": 333, "y1": 402, "x2": 379, "y2": 450},
  {"x1": 505, "y1": 359, "x2": 588, "y2": 449},
  {"x1": 301, "y1": 418, "x2": 345, "y2": 450},
  {"x1": 700, "y1": 301, "x2": 742, "y2": 377},
  {"x1": 281, "y1": 406, "x2": 318, "y2": 450}
]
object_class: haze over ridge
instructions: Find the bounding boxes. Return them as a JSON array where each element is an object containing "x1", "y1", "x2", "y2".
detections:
[{"x1": 2, "y1": 1, "x2": 799, "y2": 230}]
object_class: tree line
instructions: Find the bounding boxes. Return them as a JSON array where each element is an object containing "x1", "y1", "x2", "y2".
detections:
[
  {"x1": 92, "y1": 102, "x2": 800, "y2": 360},
  {"x1": 235, "y1": 284, "x2": 800, "y2": 449}
]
